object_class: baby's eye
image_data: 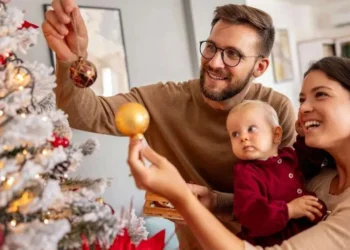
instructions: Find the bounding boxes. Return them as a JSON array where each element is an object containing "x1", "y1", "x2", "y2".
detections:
[
  {"x1": 248, "y1": 126, "x2": 258, "y2": 133},
  {"x1": 232, "y1": 132, "x2": 239, "y2": 138}
]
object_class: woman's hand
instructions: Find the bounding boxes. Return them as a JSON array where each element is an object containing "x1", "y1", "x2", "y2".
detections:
[
  {"x1": 287, "y1": 195, "x2": 323, "y2": 221},
  {"x1": 127, "y1": 138, "x2": 191, "y2": 205}
]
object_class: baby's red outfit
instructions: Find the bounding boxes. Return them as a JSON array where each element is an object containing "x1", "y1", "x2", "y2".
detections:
[{"x1": 233, "y1": 136, "x2": 328, "y2": 247}]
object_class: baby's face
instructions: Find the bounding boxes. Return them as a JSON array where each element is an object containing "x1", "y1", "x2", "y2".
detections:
[{"x1": 226, "y1": 107, "x2": 277, "y2": 161}]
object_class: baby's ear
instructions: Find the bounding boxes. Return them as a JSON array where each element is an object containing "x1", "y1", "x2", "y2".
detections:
[{"x1": 273, "y1": 126, "x2": 283, "y2": 144}]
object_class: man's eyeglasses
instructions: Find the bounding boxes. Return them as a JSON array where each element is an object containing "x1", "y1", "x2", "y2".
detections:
[{"x1": 199, "y1": 41, "x2": 264, "y2": 67}]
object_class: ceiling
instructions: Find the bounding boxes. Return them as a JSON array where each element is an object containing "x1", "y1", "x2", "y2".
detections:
[{"x1": 277, "y1": 0, "x2": 347, "y2": 5}]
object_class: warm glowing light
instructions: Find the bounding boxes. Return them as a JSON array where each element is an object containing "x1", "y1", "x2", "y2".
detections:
[
  {"x1": 10, "y1": 220, "x2": 17, "y2": 227},
  {"x1": 42, "y1": 149, "x2": 50, "y2": 156},
  {"x1": 15, "y1": 73, "x2": 24, "y2": 83},
  {"x1": 7, "y1": 177, "x2": 15, "y2": 186}
]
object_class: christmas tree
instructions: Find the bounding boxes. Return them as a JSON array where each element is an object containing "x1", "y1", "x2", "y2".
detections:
[{"x1": 0, "y1": 1, "x2": 151, "y2": 249}]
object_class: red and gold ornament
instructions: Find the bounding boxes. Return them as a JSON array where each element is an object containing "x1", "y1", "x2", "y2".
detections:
[
  {"x1": 69, "y1": 57, "x2": 97, "y2": 88},
  {"x1": 68, "y1": 11, "x2": 97, "y2": 88}
]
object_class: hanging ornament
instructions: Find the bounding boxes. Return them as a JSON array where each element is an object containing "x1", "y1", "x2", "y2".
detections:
[
  {"x1": 69, "y1": 57, "x2": 97, "y2": 88},
  {"x1": 115, "y1": 103, "x2": 150, "y2": 139},
  {"x1": 0, "y1": 53, "x2": 11, "y2": 66},
  {"x1": 69, "y1": 11, "x2": 97, "y2": 88}
]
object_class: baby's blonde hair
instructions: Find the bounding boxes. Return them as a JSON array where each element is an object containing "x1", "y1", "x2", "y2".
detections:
[{"x1": 228, "y1": 100, "x2": 280, "y2": 127}]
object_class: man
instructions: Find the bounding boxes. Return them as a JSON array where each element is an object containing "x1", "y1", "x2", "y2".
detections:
[{"x1": 43, "y1": 1, "x2": 295, "y2": 248}]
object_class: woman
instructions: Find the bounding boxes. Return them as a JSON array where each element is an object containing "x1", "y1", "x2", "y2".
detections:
[{"x1": 127, "y1": 56, "x2": 350, "y2": 250}]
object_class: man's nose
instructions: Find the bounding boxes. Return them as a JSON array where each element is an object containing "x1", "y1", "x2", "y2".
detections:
[{"x1": 208, "y1": 51, "x2": 225, "y2": 69}]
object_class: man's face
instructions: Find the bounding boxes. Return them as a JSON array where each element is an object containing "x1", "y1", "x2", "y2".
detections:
[{"x1": 200, "y1": 20, "x2": 262, "y2": 101}]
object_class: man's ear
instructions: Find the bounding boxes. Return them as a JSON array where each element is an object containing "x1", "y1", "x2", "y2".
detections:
[
  {"x1": 273, "y1": 126, "x2": 283, "y2": 145},
  {"x1": 253, "y1": 57, "x2": 269, "y2": 77}
]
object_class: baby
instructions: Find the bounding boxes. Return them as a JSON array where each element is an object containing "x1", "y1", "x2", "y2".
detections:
[{"x1": 227, "y1": 100, "x2": 328, "y2": 247}]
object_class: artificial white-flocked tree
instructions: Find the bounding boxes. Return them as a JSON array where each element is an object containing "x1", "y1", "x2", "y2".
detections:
[{"x1": 0, "y1": 1, "x2": 148, "y2": 249}]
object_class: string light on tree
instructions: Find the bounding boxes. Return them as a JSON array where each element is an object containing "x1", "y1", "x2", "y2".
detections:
[
  {"x1": 10, "y1": 220, "x2": 17, "y2": 227},
  {"x1": 12, "y1": 67, "x2": 31, "y2": 88}
]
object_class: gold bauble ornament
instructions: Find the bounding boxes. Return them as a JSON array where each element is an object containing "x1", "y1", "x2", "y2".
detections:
[
  {"x1": 69, "y1": 57, "x2": 97, "y2": 88},
  {"x1": 115, "y1": 103, "x2": 150, "y2": 138}
]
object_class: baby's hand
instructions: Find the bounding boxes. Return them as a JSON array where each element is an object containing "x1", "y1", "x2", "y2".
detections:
[
  {"x1": 287, "y1": 195, "x2": 323, "y2": 221},
  {"x1": 295, "y1": 119, "x2": 304, "y2": 137}
]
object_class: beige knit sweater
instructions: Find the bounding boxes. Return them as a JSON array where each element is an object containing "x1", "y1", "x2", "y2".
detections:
[{"x1": 245, "y1": 168, "x2": 350, "y2": 250}]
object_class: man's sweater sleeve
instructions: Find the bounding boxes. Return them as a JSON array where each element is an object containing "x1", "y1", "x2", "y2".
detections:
[{"x1": 54, "y1": 60, "x2": 152, "y2": 135}]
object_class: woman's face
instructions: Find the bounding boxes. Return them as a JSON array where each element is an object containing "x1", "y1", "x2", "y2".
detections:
[{"x1": 299, "y1": 70, "x2": 350, "y2": 150}]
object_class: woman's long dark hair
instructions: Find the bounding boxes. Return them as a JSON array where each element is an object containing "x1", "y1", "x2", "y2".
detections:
[{"x1": 304, "y1": 56, "x2": 350, "y2": 91}]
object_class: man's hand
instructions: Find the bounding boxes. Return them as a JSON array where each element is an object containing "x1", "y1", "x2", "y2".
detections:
[
  {"x1": 287, "y1": 195, "x2": 323, "y2": 221},
  {"x1": 42, "y1": 0, "x2": 88, "y2": 63},
  {"x1": 187, "y1": 184, "x2": 217, "y2": 212}
]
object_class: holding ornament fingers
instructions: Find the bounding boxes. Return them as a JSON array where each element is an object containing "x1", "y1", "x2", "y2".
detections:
[
  {"x1": 43, "y1": 0, "x2": 88, "y2": 63},
  {"x1": 44, "y1": 10, "x2": 68, "y2": 38},
  {"x1": 51, "y1": 0, "x2": 72, "y2": 24},
  {"x1": 127, "y1": 138, "x2": 191, "y2": 206}
]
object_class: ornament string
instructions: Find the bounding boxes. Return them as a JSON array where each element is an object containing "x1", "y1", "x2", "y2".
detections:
[{"x1": 70, "y1": 10, "x2": 81, "y2": 59}]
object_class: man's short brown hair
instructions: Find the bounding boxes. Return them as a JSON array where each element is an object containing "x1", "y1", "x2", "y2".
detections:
[{"x1": 211, "y1": 4, "x2": 275, "y2": 57}]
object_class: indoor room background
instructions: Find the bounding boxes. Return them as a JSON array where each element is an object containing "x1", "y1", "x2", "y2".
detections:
[{"x1": 13, "y1": 0, "x2": 350, "y2": 222}]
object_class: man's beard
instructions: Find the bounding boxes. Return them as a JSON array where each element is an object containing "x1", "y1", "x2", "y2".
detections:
[{"x1": 199, "y1": 66, "x2": 254, "y2": 102}]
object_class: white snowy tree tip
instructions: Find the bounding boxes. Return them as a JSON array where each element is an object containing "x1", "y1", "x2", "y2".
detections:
[{"x1": 0, "y1": 2, "x2": 38, "y2": 55}]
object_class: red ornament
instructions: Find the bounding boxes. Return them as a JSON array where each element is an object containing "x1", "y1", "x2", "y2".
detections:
[
  {"x1": 52, "y1": 137, "x2": 63, "y2": 148},
  {"x1": 0, "y1": 53, "x2": 13, "y2": 65},
  {"x1": 51, "y1": 133, "x2": 70, "y2": 148},
  {"x1": 19, "y1": 21, "x2": 39, "y2": 30},
  {"x1": 0, "y1": 55, "x2": 6, "y2": 65},
  {"x1": 81, "y1": 234, "x2": 89, "y2": 250},
  {"x1": 62, "y1": 137, "x2": 70, "y2": 148}
]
